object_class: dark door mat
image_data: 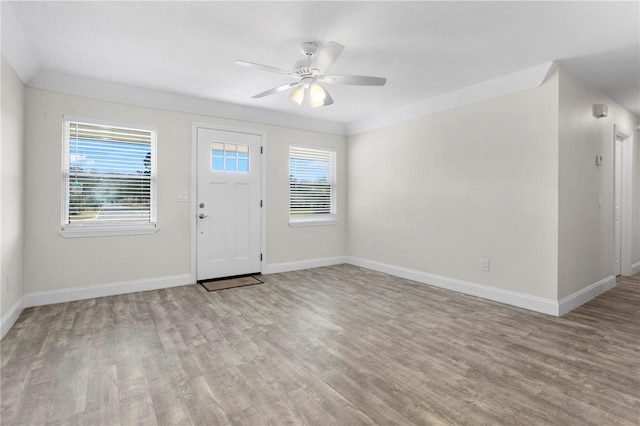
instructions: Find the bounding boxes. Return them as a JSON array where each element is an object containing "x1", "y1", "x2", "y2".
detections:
[{"x1": 199, "y1": 274, "x2": 263, "y2": 292}]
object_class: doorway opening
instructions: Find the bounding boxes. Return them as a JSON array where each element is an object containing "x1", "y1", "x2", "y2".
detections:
[{"x1": 613, "y1": 124, "x2": 633, "y2": 276}]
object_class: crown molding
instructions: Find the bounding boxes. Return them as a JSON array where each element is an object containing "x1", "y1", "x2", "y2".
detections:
[
  {"x1": 26, "y1": 70, "x2": 348, "y2": 136},
  {"x1": 14, "y1": 52, "x2": 556, "y2": 138},
  {"x1": 347, "y1": 62, "x2": 557, "y2": 135}
]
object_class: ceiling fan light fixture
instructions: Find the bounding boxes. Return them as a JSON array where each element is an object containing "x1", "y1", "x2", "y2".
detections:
[
  {"x1": 309, "y1": 83, "x2": 326, "y2": 102},
  {"x1": 290, "y1": 87, "x2": 305, "y2": 105},
  {"x1": 310, "y1": 97, "x2": 325, "y2": 108}
]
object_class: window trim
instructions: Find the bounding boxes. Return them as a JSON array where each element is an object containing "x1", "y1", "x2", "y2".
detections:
[
  {"x1": 288, "y1": 144, "x2": 337, "y2": 227},
  {"x1": 59, "y1": 116, "x2": 158, "y2": 238}
]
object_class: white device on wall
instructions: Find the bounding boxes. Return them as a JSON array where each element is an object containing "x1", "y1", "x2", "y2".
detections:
[{"x1": 593, "y1": 104, "x2": 608, "y2": 118}]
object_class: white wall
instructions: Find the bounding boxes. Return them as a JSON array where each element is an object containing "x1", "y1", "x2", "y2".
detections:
[
  {"x1": 265, "y1": 130, "x2": 347, "y2": 266},
  {"x1": 12, "y1": 63, "x2": 640, "y2": 320},
  {"x1": 1, "y1": 55, "x2": 25, "y2": 324},
  {"x1": 347, "y1": 70, "x2": 560, "y2": 300},
  {"x1": 558, "y1": 67, "x2": 640, "y2": 298},
  {"x1": 23, "y1": 87, "x2": 346, "y2": 295}
]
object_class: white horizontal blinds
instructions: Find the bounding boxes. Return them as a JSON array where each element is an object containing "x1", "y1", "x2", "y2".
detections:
[
  {"x1": 65, "y1": 121, "x2": 155, "y2": 225},
  {"x1": 289, "y1": 145, "x2": 335, "y2": 215}
]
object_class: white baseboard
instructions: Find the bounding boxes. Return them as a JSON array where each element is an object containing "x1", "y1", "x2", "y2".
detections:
[
  {"x1": 1, "y1": 296, "x2": 25, "y2": 340},
  {"x1": 557, "y1": 275, "x2": 616, "y2": 316},
  {"x1": 346, "y1": 257, "x2": 620, "y2": 316},
  {"x1": 346, "y1": 256, "x2": 560, "y2": 316},
  {"x1": 8, "y1": 256, "x2": 622, "y2": 336},
  {"x1": 24, "y1": 274, "x2": 194, "y2": 308},
  {"x1": 264, "y1": 256, "x2": 348, "y2": 275},
  {"x1": 631, "y1": 262, "x2": 640, "y2": 276}
]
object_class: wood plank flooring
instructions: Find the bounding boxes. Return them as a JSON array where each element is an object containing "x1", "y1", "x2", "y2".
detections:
[{"x1": 1, "y1": 265, "x2": 639, "y2": 425}]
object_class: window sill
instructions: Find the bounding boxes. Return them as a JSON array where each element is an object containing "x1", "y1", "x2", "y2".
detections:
[
  {"x1": 59, "y1": 224, "x2": 158, "y2": 238},
  {"x1": 289, "y1": 216, "x2": 337, "y2": 227}
]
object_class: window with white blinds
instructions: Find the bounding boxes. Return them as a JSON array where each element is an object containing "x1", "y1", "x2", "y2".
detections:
[
  {"x1": 289, "y1": 144, "x2": 336, "y2": 225},
  {"x1": 61, "y1": 118, "x2": 157, "y2": 236}
]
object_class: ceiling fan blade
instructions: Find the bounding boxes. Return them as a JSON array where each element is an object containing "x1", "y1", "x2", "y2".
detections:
[
  {"x1": 252, "y1": 82, "x2": 300, "y2": 98},
  {"x1": 322, "y1": 75, "x2": 387, "y2": 86},
  {"x1": 310, "y1": 41, "x2": 345, "y2": 73},
  {"x1": 234, "y1": 60, "x2": 296, "y2": 77}
]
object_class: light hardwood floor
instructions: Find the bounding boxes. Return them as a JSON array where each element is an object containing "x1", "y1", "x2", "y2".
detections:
[{"x1": 1, "y1": 265, "x2": 639, "y2": 425}]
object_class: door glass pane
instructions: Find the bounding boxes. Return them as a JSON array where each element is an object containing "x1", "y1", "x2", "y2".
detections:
[
  {"x1": 212, "y1": 143, "x2": 225, "y2": 171},
  {"x1": 211, "y1": 142, "x2": 249, "y2": 172},
  {"x1": 225, "y1": 144, "x2": 237, "y2": 171},
  {"x1": 238, "y1": 145, "x2": 249, "y2": 172}
]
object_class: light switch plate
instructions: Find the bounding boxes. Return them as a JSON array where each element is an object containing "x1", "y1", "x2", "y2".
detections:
[
  {"x1": 177, "y1": 191, "x2": 188, "y2": 202},
  {"x1": 595, "y1": 155, "x2": 603, "y2": 166},
  {"x1": 480, "y1": 258, "x2": 490, "y2": 272}
]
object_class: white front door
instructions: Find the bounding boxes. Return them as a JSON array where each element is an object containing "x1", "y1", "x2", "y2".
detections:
[{"x1": 196, "y1": 127, "x2": 262, "y2": 280}]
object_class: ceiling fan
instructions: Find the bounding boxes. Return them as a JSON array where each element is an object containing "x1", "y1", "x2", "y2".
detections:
[{"x1": 235, "y1": 41, "x2": 387, "y2": 108}]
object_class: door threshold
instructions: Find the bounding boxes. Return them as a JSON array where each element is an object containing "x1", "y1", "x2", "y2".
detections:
[{"x1": 198, "y1": 272, "x2": 262, "y2": 284}]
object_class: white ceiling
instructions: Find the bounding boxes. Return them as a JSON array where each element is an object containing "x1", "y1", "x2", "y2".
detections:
[{"x1": 3, "y1": 1, "x2": 639, "y2": 126}]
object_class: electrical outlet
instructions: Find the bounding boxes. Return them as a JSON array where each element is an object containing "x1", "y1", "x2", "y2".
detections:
[
  {"x1": 6, "y1": 275, "x2": 11, "y2": 292},
  {"x1": 368, "y1": 242, "x2": 376, "y2": 251},
  {"x1": 480, "y1": 259, "x2": 490, "y2": 272}
]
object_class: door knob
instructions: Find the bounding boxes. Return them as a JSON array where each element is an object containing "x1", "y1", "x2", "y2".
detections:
[{"x1": 199, "y1": 213, "x2": 210, "y2": 219}]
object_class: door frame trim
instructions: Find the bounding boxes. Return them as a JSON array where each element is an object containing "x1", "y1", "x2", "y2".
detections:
[
  {"x1": 614, "y1": 124, "x2": 633, "y2": 276},
  {"x1": 190, "y1": 122, "x2": 267, "y2": 283}
]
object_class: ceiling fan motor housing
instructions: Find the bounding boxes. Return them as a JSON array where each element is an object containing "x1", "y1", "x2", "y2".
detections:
[{"x1": 294, "y1": 64, "x2": 320, "y2": 79}]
